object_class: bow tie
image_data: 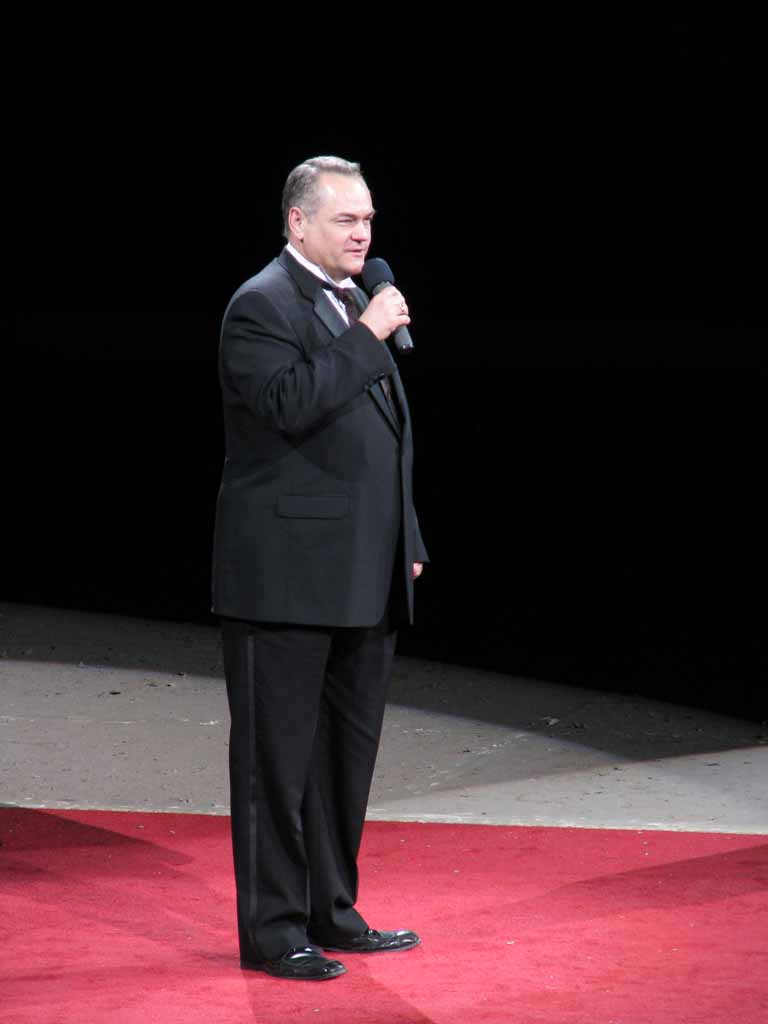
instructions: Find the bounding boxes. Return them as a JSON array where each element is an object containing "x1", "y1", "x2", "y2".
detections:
[
  {"x1": 325, "y1": 284, "x2": 359, "y2": 323},
  {"x1": 325, "y1": 283, "x2": 353, "y2": 301}
]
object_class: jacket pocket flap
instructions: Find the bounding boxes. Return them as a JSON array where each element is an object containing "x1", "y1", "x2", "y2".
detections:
[{"x1": 277, "y1": 494, "x2": 350, "y2": 519}]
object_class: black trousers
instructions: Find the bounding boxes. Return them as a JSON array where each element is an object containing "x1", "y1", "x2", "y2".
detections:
[{"x1": 221, "y1": 613, "x2": 397, "y2": 962}]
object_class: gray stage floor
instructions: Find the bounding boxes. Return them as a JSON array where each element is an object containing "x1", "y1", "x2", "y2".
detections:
[{"x1": 1, "y1": 602, "x2": 766, "y2": 833}]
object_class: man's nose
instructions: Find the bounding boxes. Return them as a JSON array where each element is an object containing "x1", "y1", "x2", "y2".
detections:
[{"x1": 351, "y1": 221, "x2": 371, "y2": 240}]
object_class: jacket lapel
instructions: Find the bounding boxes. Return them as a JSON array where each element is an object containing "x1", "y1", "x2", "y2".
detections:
[
  {"x1": 348, "y1": 286, "x2": 402, "y2": 438},
  {"x1": 278, "y1": 248, "x2": 401, "y2": 437},
  {"x1": 279, "y1": 248, "x2": 348, "y2": 340},
  {"x1": 391, "y1": 371, "x2": 409, "y2": 436},
  {"x1": 312, "y1": 291, "x2": 348, "y2": 338},
  {"x1": 369, "y1": 378, "x2": 401, "y2": 436}
]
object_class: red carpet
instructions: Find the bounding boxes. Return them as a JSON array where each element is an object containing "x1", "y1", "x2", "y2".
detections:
[{"x1": 1, "y1": 808, "x2": 766, "y2": 1023}]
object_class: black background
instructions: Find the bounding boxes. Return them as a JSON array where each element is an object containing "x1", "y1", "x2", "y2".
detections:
[{"x1": 10, "y1": 18, "x2": 766, "y2": 718}]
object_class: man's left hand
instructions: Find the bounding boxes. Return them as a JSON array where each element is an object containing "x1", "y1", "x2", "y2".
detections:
[{"x1": 413, "y1": 562, "x2": 424, "y2": 580}]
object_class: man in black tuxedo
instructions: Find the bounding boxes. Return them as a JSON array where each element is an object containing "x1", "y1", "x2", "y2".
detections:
[{"x1": 212, "y1": 156, "x2": 428, "y2": 981}]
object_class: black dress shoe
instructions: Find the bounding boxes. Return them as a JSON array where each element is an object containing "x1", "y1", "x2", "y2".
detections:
[
  {"x1": 241, "y1": 945, "x2": 347, "y2": 980},
  {"x1": 317, "y1": 928, "x2": 421, "y2": 953}
]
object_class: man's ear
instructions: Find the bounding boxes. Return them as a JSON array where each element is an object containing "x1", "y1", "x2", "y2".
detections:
[{"x1": 287, "y1": 206, "x2": 305, "y2": 242}]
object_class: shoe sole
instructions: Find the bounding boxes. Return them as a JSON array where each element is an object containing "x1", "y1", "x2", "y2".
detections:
[
  {"x1": 240, "y1": 960, "x2": 347, "y2": 980},
  {"x1": 320, "y1": 937, "x2": 422, "y2": 954}
]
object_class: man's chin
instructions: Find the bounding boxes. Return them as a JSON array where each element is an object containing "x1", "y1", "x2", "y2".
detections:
[{"x1": 345, "y1": 255, "x2": 367, "y2": 277}]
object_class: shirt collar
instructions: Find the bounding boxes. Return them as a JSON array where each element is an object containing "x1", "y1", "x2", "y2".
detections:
[{"x1": 286, "y1": 243, "x2": 355, "y2": 290}]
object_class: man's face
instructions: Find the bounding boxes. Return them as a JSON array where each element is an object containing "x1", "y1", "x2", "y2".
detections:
[{"x1": 291, "y1": 173, "x2": 374, "y2": 282}]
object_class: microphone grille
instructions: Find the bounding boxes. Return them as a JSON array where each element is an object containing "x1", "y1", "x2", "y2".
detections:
[{"x1": 362, "y1": 257, "x2": 394, "y2": 293}]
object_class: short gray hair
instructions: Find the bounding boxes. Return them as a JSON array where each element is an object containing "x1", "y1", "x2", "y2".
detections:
[{"x1": 282, "y1": 156, "x2": 363, "y2": 238}]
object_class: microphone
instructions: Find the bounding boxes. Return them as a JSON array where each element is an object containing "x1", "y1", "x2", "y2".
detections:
[{"x1": 361, "y1": 258, "x2": 415, "y2": 354}]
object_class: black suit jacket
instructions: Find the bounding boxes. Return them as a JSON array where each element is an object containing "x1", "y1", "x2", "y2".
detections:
[{"x1": 212, "y1": 248, "x2": 428, "y2": 627}]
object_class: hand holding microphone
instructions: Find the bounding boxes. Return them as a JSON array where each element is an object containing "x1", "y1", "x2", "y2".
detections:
[
  {"x1": 359, "y1": 258, "x2": 415, "y2": 353},
  {"x1": 358, "y1": 285, "x2": 409, "y2": 342}
]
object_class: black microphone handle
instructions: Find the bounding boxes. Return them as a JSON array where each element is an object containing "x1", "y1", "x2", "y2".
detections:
[{"x1": 370, "y1": 282, "x2": 415, "y2": 354}]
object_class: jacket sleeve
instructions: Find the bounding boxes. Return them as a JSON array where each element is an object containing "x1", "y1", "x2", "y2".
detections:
[
  {"x1": 414, "y1": 509, "x2": 430, "y2": 563},
  {"x1": 220, "y1": 288, "x2": 396, "y2": 436}
]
